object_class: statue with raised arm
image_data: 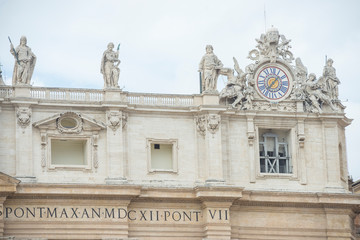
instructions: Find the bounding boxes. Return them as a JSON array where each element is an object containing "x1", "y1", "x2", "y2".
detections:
[
  {"x1": 9, "y1": 36, "x2": 36, "y2": 85},
  {"x1": 101, "y1": 42, "x2": 121, "y2": 89},
  {"x1": 198, "y1": 45, "x2": 223, "y2": 93},
  {"x1": 322, "y1": 58, "x2": 340, "y2": 101}
]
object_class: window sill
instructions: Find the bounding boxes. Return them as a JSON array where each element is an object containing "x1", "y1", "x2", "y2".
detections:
[
  {"x1": 257, "y1": 173, "x2": 294, "y2": 179},
  {"x1": 148, "y1": 169, "x2": 178, "y2": 174},
  {"x1": 48, "y1": 164, "x2": 92, "y2": 171}
]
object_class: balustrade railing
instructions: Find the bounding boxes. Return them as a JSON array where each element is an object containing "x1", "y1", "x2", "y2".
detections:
[
  {"x1": 0, "y1": 86, "x2": 13, "y2": 98},
  {"x1": 126, "y1": 92, "x2": 194, "y2": 106},
  {"x1": 0, "y1": 86, "x2": 195, "y2": 106},
  {"x1": 31, "y1": 87, "x2": 105, "y2": 102}
]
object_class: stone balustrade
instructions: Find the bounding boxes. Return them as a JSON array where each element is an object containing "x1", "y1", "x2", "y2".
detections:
[{"x1": 0, "y1": 86, "x2": 195, "y2": 107}]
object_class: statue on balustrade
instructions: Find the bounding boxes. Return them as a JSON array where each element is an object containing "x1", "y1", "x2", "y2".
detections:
[
  {"x1": 101, "y1": 42, "x2": 121, "y2": 89},
  {"x1": 219, "y1": 57, "x2": 254, "y2": 109},
  {"x1": 322, "y1": 58, "x2": 340, "y2": 101},
  {"x1": 198, "y1": 45, "x2": 224, "y2": 93},
  {"x1": 303, "y1": 73, "x2": 337, "y2": 113},
  {"x1": 9, "y1": 36, "x2": 36, "y2": 86}
]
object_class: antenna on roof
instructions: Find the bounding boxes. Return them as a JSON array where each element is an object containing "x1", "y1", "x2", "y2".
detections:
[
  {"x1": 264, "y1": 4, "x2": 267, "y2": 32},
  {"x1": 325, "y1": 55, "x2": 327, "y2": 65}
]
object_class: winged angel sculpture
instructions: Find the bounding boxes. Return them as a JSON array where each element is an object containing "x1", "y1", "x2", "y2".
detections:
[{"x1": 219, "y1": 57, "x2": 254, "y2": 109}]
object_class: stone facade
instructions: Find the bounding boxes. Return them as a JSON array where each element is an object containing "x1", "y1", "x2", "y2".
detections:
[{"x1": 0, "y1": 29, "x2": 359, "y2": 239}]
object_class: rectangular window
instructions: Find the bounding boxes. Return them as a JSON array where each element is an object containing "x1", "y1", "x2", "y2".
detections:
[
  {"x1": 151, "y1": 143, "x2": 173, "y2": 169},
  {"x1": 259, "y1": 129, "x2": 291, "y2": 174},
  {"x1": 51, "y1": 139, "x2": 87, "y2": 165},
  {"x1": 147, "y1": 139, "x2": 178, "y2": 173},
  {"x1": 49, "y1": 138, "x2": 91, "y2": 169}
]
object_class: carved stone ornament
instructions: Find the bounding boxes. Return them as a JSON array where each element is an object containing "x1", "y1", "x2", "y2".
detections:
[
  {"x1": 17, "y1": 107, "x2": 31, "y2": 128},
  {"x1": 195, "y1": 114, "x2": 207, "y2": 136},
  {"x1": 253, "y1": 101, "x2": 296, "y2": 112},
  {"x1": 107, "y1": 111, "x2": 128, "y2": 131},
  {"x1": 122, "y1": 112, "x2": 128, "y2": 129},
  {"x1": 248, "y1": 27, "x2": 294, "y2": 63},
  {"x1": 56, "y1": 112, "x2": 83, "y2": 134},
  {"x1": 219, "y1": 57, "x2": 256, "y2": 109},
  {"x1": 207, "y1": 114, "x2": 221, "y2": 134}
]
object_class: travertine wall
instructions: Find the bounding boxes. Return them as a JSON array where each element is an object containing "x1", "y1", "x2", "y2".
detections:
[{"x1": 0, "y1": 90, "x2": 352, "y2": 192}]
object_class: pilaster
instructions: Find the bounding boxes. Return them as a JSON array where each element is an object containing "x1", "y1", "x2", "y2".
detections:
[
  {"x1": 0, "y1": 173, "x2": 20, "y2": 236},
  {"x1": 195, "y1": 186, "x2": 242, "y2": 240},
  {"x1": 297, "y1": 118, "x2": 307, "y2": 185},
  {"x1": 15, "y1": 104, "x2": 35, "y2": 182},
  {"x1": 246, "y1": 113, "x2": 256, "y2": 183},
  {"x1": 105, "y1": 109, "x2": 128, "y2": 183}
]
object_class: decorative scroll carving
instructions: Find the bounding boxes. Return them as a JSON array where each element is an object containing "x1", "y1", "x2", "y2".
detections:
[
  {"x1": 122, "y1": 112, "x2": 128, "y2": 129},
  {"x1": 40, "y1": 132, "x2": 47, "y2": 168},
  {"x1": 195, "y1": 114, "x2": 206, "y2": 136},
  {"x1": 56, "y1": 112, "x2": 83, "y2": 134},
  {"x1": 17, "y1": 107, "x2": 31, "y2": 128},
  {"x1": 93, "y1": 134, "x2": 99, "y2": 169},
  {"x1": 252, "y1": 101, "x2": 296, "y2": 112}
]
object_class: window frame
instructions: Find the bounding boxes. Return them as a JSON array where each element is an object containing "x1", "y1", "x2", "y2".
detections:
[
  {"x1": 146, "y1": 138, "x2": 178, "y2": 173},
  {"x1": 259, "y1": 132, "x2": 291, "y2": 174},
  {"x1": 255, "y1": 126, "x2": 297, "y2": 179},
  {"x1": 48, "y1": 135, "x2": 92, "y2": 171}
]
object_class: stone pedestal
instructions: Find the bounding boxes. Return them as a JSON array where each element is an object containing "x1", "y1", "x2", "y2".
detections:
[
  {"x1": 13, "y1": 85, "x2": 31, "y2": 98},
  {"x1": 104, "y1": 89, "x2": 123, "y2": 102}
]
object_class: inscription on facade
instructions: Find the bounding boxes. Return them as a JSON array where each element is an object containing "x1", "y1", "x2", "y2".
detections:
[{"x1": 2, "y1": 206, "x2": 229, "y2": 223}]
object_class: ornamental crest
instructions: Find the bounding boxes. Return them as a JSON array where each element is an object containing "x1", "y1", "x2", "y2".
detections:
[
  {"x1": 17, "y1": 107, "x2": 31, "y2": 128},
  {"x1": 107, "y1": 111, "x2": 128, "y2": 131},
  {"x1": 207, "y1": 114, "x2": 221, "y2": 134},
  {"x1": 248, "y1": 27, "x2": 294, "y2": 63}
]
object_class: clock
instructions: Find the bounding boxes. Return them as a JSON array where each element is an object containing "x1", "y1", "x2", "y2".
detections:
[{"x1": 255, "y1": 65, "x2": 292, "y2": 101}]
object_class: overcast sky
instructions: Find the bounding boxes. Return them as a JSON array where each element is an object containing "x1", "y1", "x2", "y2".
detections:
[{"x1": 0, "y1": 0, "x2": 359, "y2": 180}]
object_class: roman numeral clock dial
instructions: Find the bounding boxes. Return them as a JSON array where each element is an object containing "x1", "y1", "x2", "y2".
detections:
[{"x1": 255, "y1": 65, "x2": 292, "y2": 101}]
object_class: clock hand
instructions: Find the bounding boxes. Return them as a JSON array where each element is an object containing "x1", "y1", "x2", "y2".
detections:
[{"x1": 268, "y1": 77, "x2": 278, "y2": 88}]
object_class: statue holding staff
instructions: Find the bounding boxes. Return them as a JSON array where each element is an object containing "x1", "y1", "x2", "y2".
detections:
[{"x1": 9, "y1": 36, "x2": 36, "y2": 85}]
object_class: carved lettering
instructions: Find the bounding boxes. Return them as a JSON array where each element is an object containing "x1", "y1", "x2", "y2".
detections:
[{"x1": 2, "y1": 206, "x2": 216, "y2": 223}]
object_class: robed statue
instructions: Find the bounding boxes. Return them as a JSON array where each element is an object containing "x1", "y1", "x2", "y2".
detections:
[
  {"x1": 9, "y1": 36, "x2": 36, "y2": 85},
  {"x1": 101, "y1": 42, "x2": 121, "y2": 89}
]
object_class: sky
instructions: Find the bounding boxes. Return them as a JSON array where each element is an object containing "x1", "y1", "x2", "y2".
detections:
[{"x1": 0, "y1": 0, "x2": 359, "y2": 180}]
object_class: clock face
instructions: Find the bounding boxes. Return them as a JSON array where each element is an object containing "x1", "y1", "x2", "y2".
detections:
[{"x1": 255, "y1": 66, "x2": 291, "y2": 101}]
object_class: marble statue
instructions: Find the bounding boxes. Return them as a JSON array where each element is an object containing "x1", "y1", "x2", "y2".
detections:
[
  {"x1": 322, "y1": 58, "x2": 340, "y2": 101},
  {"x1": 303, "y1": 73, "x2": 337, "y2": 113},
  {"x1": 0, "y1": 64, "x2": 5, "y2": 85},
  {"x1": 291, "y1": 58, "x2": 308, "y2": 100},
  {"x1": 101, "y1": 42, "x2": 121, "y2": 89},
  {"x1": 248, "y1": 27, "x2": 294, "y2": 63},
  {"x1": 219, "y1": 57, "x2": 254, "y2": 109},
  {"x1": 198, "y1": 45, "x2": 223, "y2": 93},
  {"x1": 10, "y1": 36, "x2": 36, "y2": 85}
]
